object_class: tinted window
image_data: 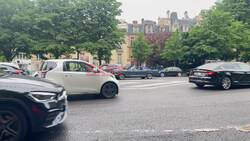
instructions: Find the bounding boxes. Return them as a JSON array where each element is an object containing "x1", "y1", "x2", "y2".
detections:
[
  {"x1": 219, "y1": 63, "x2": 241, "y2": 70},
  {"x1": 238, "y1": 63, "x2": 250, "y2": 71},
  {"x1": 197, "y1": 63, "x2": 223, "y2": 70}
]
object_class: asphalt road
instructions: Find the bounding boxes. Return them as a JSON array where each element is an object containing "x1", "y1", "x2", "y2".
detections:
[{"x1": 27, "y1": 77, "x2": 250, "y2": 141}]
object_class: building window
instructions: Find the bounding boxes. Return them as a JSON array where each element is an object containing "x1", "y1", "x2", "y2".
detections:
[{"x1": 118, "y1": 54, "x2": 122, "y2": 64}]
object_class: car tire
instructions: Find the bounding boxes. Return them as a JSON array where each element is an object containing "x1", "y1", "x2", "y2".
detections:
[
  {"x1": 0, "y1": 105, "x2": 28, "y2": 141},
  {"x1": 141, "y1": 77, "x2": 146, "y2": 79},
  {"x1": 119, "y1": 74, "x2": 125, "y2": 80},
  {"x1": 101, "y1": 82, "x2": 118, "y2": 99},
  {"x1": 220, "y1": 76, "x2": 232, "y2": 90},
  {"x1": 146, "y1": 74, "x2": 153, "y2": 79},
  {"x1": 196, "y1": 84, "x2": 205, "y2": 88},
  {"x1": 160, "y1": 73, "x2": 165, "y2": 78}
]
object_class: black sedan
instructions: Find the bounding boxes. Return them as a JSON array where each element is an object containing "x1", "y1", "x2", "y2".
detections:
[
  {"x1": 189, "y1": 62, "x2": 250, "y2": 90},
  {"x1": 159, "y1": 67, "x2": 182, "y2": 77},
  {"x1": 115, "y1": 67, "x2": 153, "y2": 80},
  {"x1": 0, "y1": 71, "x2": 67, "y2": 141}
]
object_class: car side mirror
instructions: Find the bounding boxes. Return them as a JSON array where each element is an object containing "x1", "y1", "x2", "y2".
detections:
[{"x1": 93, "y1": 68, "x2": 98, "y2": 73}]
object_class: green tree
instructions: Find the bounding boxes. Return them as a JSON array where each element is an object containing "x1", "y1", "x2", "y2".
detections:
[
  {"x1": 161, "y1": 31, "x2": 185, "y2": 66},
  {"x1": 218, "y1": 0, "x2": 250, "y2": 25},
  {"x1": 132, "y1": 34, "x2": 152, "y2": 66},
  {"x1": 229, "y1": 21, "x2": 250, "y2": 61},
  {"x1": 83, "y1": 0, "x2": 124, "y2": 65},
  {"x1": 0, "y1": 0, "x2": 34, "y2": 61},
  {"x1": 30, "y1": 0, "x2": 74, "y2": 59}
]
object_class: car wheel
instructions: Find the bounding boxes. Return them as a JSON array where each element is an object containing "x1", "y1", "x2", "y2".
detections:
[
  {"x1": 101, "y1": 82, "x2": 118, "y2": 99},
  {"x1": 160, "y1": 73, "x2": 165, "y2": 77},
  {"x1": 147, "y1": 74, "x2": 153, "y2": 79},
  {"x1": 196, "y1": 84, "x2": 205, "y2": 88},
  {"x1": 141, "y1": 77, "x2": 146, "y2": 79},
  {"x1": 119, "y1": 74, "x2": 125, "y2": 80},
  {"x1": 0, "y1": 105, "x2": 28, "y2": 141},
  {"x1": 220, "y1": 77, "x2": 232, "y2": 90}
]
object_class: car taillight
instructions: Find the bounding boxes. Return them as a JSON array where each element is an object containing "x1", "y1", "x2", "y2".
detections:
[
  {"x1": 16, "y1": 70, "x2": 23, "y2": 75},
  {"x1": 206, "y1": 71, "x2": 216, "y2": 77}
]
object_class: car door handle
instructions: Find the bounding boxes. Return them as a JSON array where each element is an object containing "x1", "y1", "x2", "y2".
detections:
[{"x1": 65, "y1": 74, "x2": 72, "y2": 77}]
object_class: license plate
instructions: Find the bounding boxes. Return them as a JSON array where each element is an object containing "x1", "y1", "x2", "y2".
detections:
[{"x1": 194, "y1": 72, "x2": 206, "y2": 77}]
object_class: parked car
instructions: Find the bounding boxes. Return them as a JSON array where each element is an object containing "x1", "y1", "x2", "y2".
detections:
[
  {"x1": 38, "y1": 59, "x2": 119, "y2": 98},
  {"x1": 100, "y1": 64, "x2": 123, "y2": 74},
  {"x1": 189, "y1": 62, "x2": 250, "y2": 90},
  {"x1": 115, "y1": 66, "x2": 153, "y2": 80},
  {"x1": 159, "y1": 67, "x2": 182, "y2": 77},
  {"x1": 0, "y1": 70, "x2": 67, "y2": 141},
  {"x1": 0, "y1": 64, "x2": 25, "y2": 75}
]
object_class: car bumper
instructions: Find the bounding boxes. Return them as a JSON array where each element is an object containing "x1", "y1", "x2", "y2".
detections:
[
  {"x1": 189, "y1": 76, "x2": 215, "y2": 85},
  {"x1": 43, "y1": 93, "x2": 68, "y2": 128}
]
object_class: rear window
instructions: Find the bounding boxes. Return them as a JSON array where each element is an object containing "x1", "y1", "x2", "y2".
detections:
[{"x1": 197, "y1": 63, "x2": 223, "y2": 70}]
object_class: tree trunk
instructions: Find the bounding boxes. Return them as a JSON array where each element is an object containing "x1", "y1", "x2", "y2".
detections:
[
  {"x1": 77, "y1": 51, "x2": 80, "y2": 60},
  {"x1": 99, "y1": 59, "x2": 102, "y2": 66}
]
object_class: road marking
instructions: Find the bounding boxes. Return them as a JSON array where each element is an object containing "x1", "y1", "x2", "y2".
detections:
[
  {"x1": 129, "y1": 81, "x2": 187, "y2": 88},
  {"x1": 119, "y1": 82, "x2": 140, "y2": 85},
  {"x1": 121, "y1": 81, "x2": 189, "y2": 90},
  {"x1": 194, "y1": 128, "x2": 220, "y2": 132}
]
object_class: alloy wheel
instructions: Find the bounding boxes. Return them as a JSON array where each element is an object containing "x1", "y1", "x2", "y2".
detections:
[
  {"x1": 119, "y1": 74, "x2": 125, "y2": 80},
  {"x1": 101, "y1": 83, "x2": 117, "y2": 99},
  {"x1": 0, "y1": 111, "x2": 21, "y2": 141},
  {"x1": 147, "y1": 74, "x2": 153, "y2": 79},
  {"x1": 221, "y1": 77, "x2": 231, "y2": 90}
]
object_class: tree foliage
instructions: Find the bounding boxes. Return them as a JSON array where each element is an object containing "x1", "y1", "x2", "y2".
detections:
[
  {"x1": 0, "y1": 0, "x2": 124, "y2": 63},
  {"x1": 0, "y1": 0, "x2": 34, "y2": 61},
  {"x1": 161, "y1": 0, "x2": 250, "y2": 69},
  {"x1": 161, "y1": 31, "x2": 186, "y2": 66},
  {"x1": 132, "y1": 34, "x2": 152, "y2": 66}
]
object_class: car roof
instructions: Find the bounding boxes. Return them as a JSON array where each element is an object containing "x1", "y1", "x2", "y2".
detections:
[
  {"x1": 197, "y1": 62, "x2": 244, "y2": 70},
  {"x1": 45, "y1": 59, "x2": 88, "y2": 63},
  {"x1": 45, "y1": 59, "x2": 94, "y2": 66}
]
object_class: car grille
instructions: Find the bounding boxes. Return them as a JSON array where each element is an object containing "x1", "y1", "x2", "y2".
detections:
[{"x1": 44, "y1": 111, "x2": 61, "y2": 126}]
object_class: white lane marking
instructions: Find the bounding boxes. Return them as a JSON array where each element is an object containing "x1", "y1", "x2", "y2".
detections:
[
  {"x1": 163, "y1": 130, "x2": 174, "y2": 133},
  {"x1": 121, "y1": 82, "x2": 189, "y2": 90},
  {"x1": 129, "y1": 81, "x2": 187, "y2": 88},
  {"x1": 119, "y1": 82, "x2": 140, "y2": 85},
  {"x1": 194, "y1": 128, "x2": 220, "y2": 132}
]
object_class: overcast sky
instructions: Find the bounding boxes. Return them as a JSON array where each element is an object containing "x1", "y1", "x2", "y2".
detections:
[{"x1": 117, "y1": 0, "x2": 217, "y2": 23}]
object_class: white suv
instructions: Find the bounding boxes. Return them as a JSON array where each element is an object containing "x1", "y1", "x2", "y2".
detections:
[{"x1": 38, "y1": 59, "x2": 119, "y2": 98}]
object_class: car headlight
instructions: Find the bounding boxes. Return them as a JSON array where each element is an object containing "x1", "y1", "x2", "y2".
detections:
[{"x1": 29, "y1": 92, "x2": 57, "y2": 102}]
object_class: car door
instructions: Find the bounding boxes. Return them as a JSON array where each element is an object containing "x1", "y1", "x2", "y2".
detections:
[
  {"x1": 126, "y1": 67, "x2": 137, "y2": 77},
  {"x1": 238, "y1": 63, "x2": 250, "y2": 84},
  {"x1": 220, "y1": 63, "x2": 246, "y2": 84},
  {"x1": 62, "y1": 61, "x2": 99, "y2": 94}
]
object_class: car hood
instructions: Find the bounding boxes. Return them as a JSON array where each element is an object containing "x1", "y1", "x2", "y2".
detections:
[{"x1": 0, "y1": 75, "x2": 63, "y2": 94}]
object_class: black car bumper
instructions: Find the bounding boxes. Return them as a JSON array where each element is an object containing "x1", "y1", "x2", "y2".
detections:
[
  {"x1": 28, "y1": 91, "x2": 68, "y2": 131},
  {"x1": 189, "y1": 76, "x2": 218, "y2": 85}
]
